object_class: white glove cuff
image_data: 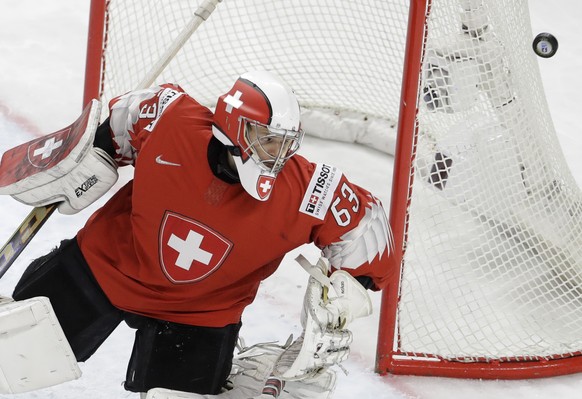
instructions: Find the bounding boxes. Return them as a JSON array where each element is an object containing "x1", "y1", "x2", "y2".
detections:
[{"x1": 13, "y1": 147, "x2": 118, "y2": 214}]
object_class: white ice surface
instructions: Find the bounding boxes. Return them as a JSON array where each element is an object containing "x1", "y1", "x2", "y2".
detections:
[{"x1": 1, "y1": 1, "x2": 582, "y2": 398}]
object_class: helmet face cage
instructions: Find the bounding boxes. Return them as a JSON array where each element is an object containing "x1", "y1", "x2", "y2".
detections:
[{"x1": 237, "y1": 116, "x2": 304, "y2": 174}]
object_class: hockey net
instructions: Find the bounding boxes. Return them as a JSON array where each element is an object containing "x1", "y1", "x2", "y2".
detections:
[
  {"x1": 377, "y1": 0, "x2": 582, "y2": 378},
  {"x1": 83, "y1": 0, "x2": 408, "y2": 154},
  {"x1": 84, "y1": 0, "x2": 582, "y2": 379}
]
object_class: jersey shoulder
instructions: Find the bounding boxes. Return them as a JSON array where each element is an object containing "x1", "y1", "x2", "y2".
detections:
[{"x1": 279, "y1": 154, "x2": 344, "y2": 221}]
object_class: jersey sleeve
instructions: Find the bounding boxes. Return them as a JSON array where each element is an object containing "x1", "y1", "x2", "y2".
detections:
[
  {"x1": 308, "y1": 166, "x2": 394, "y2": 290},
  {"x1": 106, "y1": 83, "x2": 185, "y2": 166}
]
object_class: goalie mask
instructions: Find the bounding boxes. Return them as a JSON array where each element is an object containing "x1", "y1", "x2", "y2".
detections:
[{"x1": 212, "y1": 71, "x2": 303, "y2": 201}]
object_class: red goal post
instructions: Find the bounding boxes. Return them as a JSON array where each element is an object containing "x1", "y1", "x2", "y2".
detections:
[{"x1": 82, "y1": 0, "x2": 582, "y2": 380}]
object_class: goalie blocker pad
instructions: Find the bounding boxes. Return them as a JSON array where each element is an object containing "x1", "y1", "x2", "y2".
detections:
[
  {"x1": 0, "y1": 99, "x2": 118, "y2": 214},
  {"x1": 0, "y1": 296, "x2": 81, "y2": 394}
]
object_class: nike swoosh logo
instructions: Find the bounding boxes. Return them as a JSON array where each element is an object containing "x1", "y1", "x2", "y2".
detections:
[{"x1": 155, "y1": 155, "x2": 181, "y2": 167}]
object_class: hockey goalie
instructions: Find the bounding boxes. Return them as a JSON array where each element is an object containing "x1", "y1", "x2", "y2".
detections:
[{"x1": 0, "y1": 71, "x2": 392, "y2": 397}]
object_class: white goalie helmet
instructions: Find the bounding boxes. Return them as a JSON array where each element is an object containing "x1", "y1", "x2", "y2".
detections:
[{"x1": 212, "y1": 71, "x2": 304, "y2": 201}]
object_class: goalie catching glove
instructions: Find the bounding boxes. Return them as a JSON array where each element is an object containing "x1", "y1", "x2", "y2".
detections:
[
  {"x1": 0, "y1": 100, "x2": 118, "y2": 214},
  {"x1": 273, "y1": 255, "x2": 373, "y2": 380}
]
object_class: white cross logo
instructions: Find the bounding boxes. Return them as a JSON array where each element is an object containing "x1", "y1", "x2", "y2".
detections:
[
  {"x1": 33, "y1": 137, "x2": 63, "y2": 160},
  {"x1": 259, "y1": 179, "x2": 272, "y2": 194},
  {"x1": 167, "y1": 230, "x2": 213, "y2": 271},
  {"x1": 224, "y1": 90, "x2": 243, "y2": 113}
]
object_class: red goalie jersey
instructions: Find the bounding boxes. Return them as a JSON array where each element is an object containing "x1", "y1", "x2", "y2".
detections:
[{"x1": 77, "y1": 84, "x2": 393, "y2": 327}]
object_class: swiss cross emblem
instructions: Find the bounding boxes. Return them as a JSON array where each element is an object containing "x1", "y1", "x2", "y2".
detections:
[
  {"x1": 27, "y1": 128, "x2": 71, "y2": 168},
  {"x1": 0, "y1": 100, "x2": 93, "y2": 189},
  {"x1": 309, "y1": 195, "x2": 319, "y2": 205},
  {"x1": 256, "y1": 175, "x2": 275, "y2": 200},
  {"x1": 159, "y1": 212, "x2": 233, "y2": 284},
  {"x1": 224, "y1": 90, "x2": 243, "y2": 113}
]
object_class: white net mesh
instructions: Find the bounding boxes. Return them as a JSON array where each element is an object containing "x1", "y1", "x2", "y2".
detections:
[
  {"x1": 94, "y1": 0, "x2": 410, "y2": 153},
  {"x1": 398, "y1": 0, "x2": 582, "y2": 363}
]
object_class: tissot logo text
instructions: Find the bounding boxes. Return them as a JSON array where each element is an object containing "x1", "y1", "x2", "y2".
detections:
[{"x1": 299, "y1": 163, "x2": 342, "y2": 220}]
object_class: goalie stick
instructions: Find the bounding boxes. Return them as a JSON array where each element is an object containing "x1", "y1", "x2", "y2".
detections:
[
  {"x1": 0, "y1": 0, "x2": 221, "y2": 281},
  {"x1": 0, "y1": 204, "x2": 56, "y2": 279}
]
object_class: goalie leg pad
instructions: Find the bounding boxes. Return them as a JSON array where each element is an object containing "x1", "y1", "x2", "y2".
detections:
[
  {"x1": 124, "y1": 316, "x2": 240, "y2": 394},
  {"x1": 146, "y1": 388, "x2": 206, "y2": 399},
  {"x1": 145, "y1": 340, "x2": 286, "y2": 399},
  {"x1": 283, "y1": 369, "x2": 337, "y2": 399},
  {"x1": 0, "y1": 296, "x2": 81, "y2": 394},
  {"x1": 145, "y1": 339, "x2": 336, "y2": 399},
  {"x1": 273, "y1": 318, "x2": 352, "y2": 380},
  {"x1": 13, "y1": 238, "x2": 125, "y2": 361}
]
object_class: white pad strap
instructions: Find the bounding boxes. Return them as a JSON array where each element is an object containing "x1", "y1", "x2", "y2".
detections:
[
  {"x1": 295, "y1": 254, "x2": 331, "y2": 288},
  {"x1": 12, "y1": 146, "x2": 118, "y2": 214},
  {"x1": 0, "y1": 296, "x2": 81, "y2": 394}
]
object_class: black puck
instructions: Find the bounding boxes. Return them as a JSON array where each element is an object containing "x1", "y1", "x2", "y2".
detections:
[{"x1": 532, "y1": 32, "x2": 558, "y2": 58}]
